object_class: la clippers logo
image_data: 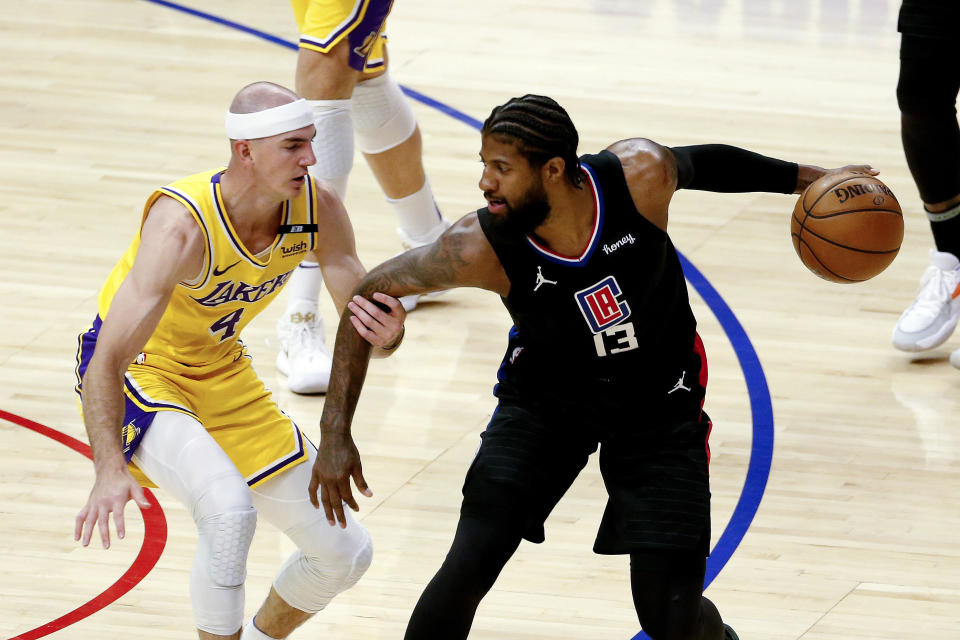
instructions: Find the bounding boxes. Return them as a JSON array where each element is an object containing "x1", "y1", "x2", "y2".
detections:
[{"x1": 575, "y1": 275, "x2": 631, "y2": 333}]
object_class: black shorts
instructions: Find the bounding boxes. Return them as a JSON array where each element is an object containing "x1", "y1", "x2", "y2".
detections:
[
  {"x1": 461, "y1": 381, "x2": 713, "y2": 557},
  {"x1": 900, "y1": 33, "x2": 959, "y2": 63},
  {"x1": 898, "y1": 1, "x2": 959, "y2": 41}
]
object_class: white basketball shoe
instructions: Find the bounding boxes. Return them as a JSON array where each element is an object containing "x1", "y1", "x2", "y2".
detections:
[
  {"x1": 950, "y1": 348, "x2": 960, "y2": 369},
  {"x1": 892, "y1": 249, "x2": 960, "y2": 352},
  {"x1": 397, "y1": 220, "x2": 451, "y2": 312},
  {"x1": 276, "y1": 301, "x2": 332, "y2": 394}
]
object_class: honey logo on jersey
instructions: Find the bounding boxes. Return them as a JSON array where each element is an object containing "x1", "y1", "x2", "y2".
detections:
[
  {"x1": 601, "y1": 233, "x2": 636, "y2": 255},
  {"x1": 575, "y1": 275, "x2": 631, "y2": 333},
  {"x1": 191, "y1": 270, "x2": 294, "y2": 307}
]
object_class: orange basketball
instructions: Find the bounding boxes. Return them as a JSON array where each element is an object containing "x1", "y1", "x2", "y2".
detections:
[{"x1": 791, "y1": 172, "x2": 903, "y2": 283}]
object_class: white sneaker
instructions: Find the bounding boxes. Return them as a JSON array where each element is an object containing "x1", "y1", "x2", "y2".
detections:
[
  {"x1": 276, "y1": 302, "x2": 332, "y2": 394},
  {"x1": 397, "y1": 220, "x2": 451, "y2": 311},
  {"x1": 892, "y1": 249, "x2": 960, "y2": 352},
  {"x1": 950, "y1": 349, "x2": 960, "y2": 369}
]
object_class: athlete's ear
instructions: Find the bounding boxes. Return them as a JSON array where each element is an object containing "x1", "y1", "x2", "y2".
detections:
[
  {"x1": 542, "y1": 156, "x2": 565, "y2": 184},
  {"x1": 231, "y1": 139, "x2": 254, "y2": 164}
]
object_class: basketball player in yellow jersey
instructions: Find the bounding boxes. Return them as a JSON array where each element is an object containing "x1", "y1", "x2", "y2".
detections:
[
  {"x1": 73, "y1": 81, "x2": 406, "y2": 640},
  {"x1": 276, "y1": 0, "x2": 450, "y2": 394}
]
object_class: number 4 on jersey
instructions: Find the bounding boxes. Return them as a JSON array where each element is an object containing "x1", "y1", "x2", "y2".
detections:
[{"x1": 209, "y1": 308, "x2": 244, "y2": 342}]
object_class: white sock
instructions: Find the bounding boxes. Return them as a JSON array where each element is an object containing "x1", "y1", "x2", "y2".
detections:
[
  {"x1": 283, "y1": 262, "x2": 323, "y2": 315},
  {"x1": 925, "y1": 202, "x2": 960, "y2": 223},
  {"x1": 388, "y1": 179, "x2": 444, "y2": 244},
  {"x1": 308, "y1": 99, "x2": 354, "y2": 201},
  {"x1": 241, "y1": 618, "x2": 279, "y2": 640}
]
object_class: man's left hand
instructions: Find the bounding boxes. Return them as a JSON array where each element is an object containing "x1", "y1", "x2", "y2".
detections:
[{"x1": 347, "y1": 292, "x2": 406, "y2": 350}]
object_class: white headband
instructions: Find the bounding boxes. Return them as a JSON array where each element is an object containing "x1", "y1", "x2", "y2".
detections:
[{"x1": 224, "y1": 99, "x2": 313, "y2": 140}]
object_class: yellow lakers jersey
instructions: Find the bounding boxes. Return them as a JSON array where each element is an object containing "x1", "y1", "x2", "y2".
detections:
[{"x1": 97, "y1": 169, "x2": 319, "y2": 366}]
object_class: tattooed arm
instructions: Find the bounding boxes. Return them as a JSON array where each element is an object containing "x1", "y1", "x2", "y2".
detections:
[{"x1": 308, "y1": 213, "x2": 509, "y2": 526}]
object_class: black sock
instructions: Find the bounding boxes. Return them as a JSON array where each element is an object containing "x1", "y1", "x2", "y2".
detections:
[{"x1": 928, "y1": 202, "x2": 960, "y2": 259}]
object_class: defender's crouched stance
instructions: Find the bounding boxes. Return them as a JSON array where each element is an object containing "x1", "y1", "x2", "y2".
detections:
[{"x1": 74, "y1": 82, "x2": 405, "y2": 639}]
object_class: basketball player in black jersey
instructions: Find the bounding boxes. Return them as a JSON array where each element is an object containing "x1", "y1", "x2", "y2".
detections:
[{"x1": 308, "y1": 95, "x2": 874, "y2": 640}]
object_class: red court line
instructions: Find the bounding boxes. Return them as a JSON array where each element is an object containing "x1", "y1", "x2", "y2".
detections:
[{"x1": 0, "y1": 409, "x2": 167, "y2": 640}]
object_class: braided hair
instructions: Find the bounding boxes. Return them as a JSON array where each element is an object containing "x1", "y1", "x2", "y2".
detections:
[{"x1": 481, "y1": 95, "x2": 582, "y2": 187}]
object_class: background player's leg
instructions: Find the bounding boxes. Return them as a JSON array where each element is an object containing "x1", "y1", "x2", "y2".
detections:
[
  {"x1": 355, "y1": 65, "x2": 449, "y2": 310},
  {"x1": 275, "y1": 40, "x2": 360, "y2": 394},
  {"x1": 131, "y1": 411, "x2": 257, "y2": 640},
  {"x1": 355, "y1": 70, "x2": 447, "y2": 243},
  {"x1": 892, "y1": 34, "x2": 960, "y2": 353},
  {"x1": 897, "y1": 39, "x2": 960, "y2": 220},
  {"x1": 295, "y1": 39, "x2": 358, "y2": 198},
  {"x1": 243, "y1": 442, "x2": 373, "y2": 639},
  {"x1": 629, "y1": 551, "x2": 726, "y2": 640},
  {"x1": 403, "y1": 513, "x2": 524, "y2": 640}
]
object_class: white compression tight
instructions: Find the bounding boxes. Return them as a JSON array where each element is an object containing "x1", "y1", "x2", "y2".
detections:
[{"x1": 133, "y1": 411, "x2": 372, "y2": 636}]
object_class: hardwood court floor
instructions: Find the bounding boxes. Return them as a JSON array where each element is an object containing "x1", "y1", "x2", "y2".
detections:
[{"x1": 2, "y1": 0, "x2": 959, "y2": 638}]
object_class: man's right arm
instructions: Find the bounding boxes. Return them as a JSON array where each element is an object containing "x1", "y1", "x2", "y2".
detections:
[
  {"x1": 75, "y1": 195, "x2": 204, "y2": 549},
  {"x1": 309, "y1": 212, "x2": 508, "y2": 527},
  {"x1": 609, "y1": 138, "x2": 877, "y2": 232}
]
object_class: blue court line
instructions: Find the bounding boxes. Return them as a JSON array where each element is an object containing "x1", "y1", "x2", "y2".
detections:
[
  {"x1": 143, "y1": 0, "x2": 298, "y2": 50},
  {"x1": 678, "y1": 254, "x2": 775, "y2": 590},
  {"x1": 138, "y1": 1, "x2": 775, "y2": 636},
  {"x1": 140, "y1": 0, "x2": 484, "y2": 130}
]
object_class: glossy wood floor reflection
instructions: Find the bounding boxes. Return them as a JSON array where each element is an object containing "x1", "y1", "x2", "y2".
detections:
[{"x1": 3, "y1": 0, "x2": 959, "y2": 638}]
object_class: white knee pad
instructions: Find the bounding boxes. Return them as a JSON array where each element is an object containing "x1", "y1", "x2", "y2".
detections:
[
  {"x1": 308, "y1": 99, "x2": 354, "y2": 200},
  {"x1": 352, "y1": 73, "x2": 417, "y2": 154},
  {"x1": 192, "y1": 506, "x2": 257, "y2": 634},
  {"x1": 200, "y1": 508, "x2": 258, "y2": 586},
  {"x1": 190, "y1": 461, "x2": 257, "y2": 587},
  {"x1": 191, "y1": 470, "x2": 257, "y2": 634},
  {"x1": 132, "y1": 412, "x2": 258, "y2": 635},
  {"x1": 272, "y1": 521, "x2": 373, "y2": 613}
]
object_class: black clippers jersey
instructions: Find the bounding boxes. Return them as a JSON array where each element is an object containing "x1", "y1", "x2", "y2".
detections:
[{"x1": 478, "y1": 150, "x2": 698, "y2": 401}]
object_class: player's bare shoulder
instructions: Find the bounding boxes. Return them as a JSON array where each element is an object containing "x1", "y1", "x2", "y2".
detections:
[
  {"x1": 606, "y1": 138, "x2": 677, "y2": 230},
  {"x1": 308, "y1": 175, "x2": 357, "y2": 253},
  {"x1": 607, "y1": 138, "x2": 677, "y2": 193},
  {"x1": 142, "y1": 194, "x2": 207, "y2": 282},
  {"x1": 439, "y1": 212, "x2": 494, "y2": 265},
  {"x1": 146, "y1": 193, "x2": 203, "y2": 234},
  {"x1": 414, "y1": 212, "x2": 508, "y2": 294},
  {"x1": 362, "y1": 212, "x2": 509, "y2": 298},
  {"x1": 311, "y1": 177, "x2": 346, "y2": 219}
]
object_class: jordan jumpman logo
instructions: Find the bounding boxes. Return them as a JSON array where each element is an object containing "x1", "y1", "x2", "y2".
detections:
[
  {"x1": 534, "y1": 266, "x2": 558, "y2": 292},
  {"x1": 668, "y1": 371, "x2": 692, "y2": 394}
]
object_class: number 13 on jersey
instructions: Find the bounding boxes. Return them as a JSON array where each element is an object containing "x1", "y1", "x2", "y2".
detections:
[
  {"x1": 575, "y1": 276, "x2": 638, "y2": 357},
  {"x1": 593, "y1": 321, "x2": 639, "y2": 356}
]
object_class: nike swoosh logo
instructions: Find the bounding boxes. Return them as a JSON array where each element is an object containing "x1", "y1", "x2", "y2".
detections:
[{"x1": 212, "y1": 261, "x2": 241, "y2": 277}]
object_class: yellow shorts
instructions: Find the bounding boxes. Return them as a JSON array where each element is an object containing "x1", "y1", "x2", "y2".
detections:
[
  {"x1": 291, "y1": 0, "x2": 392, "y2": 72},
  {"x1": 77, "y1": 319, "x2": 307, "y2": 488}
]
